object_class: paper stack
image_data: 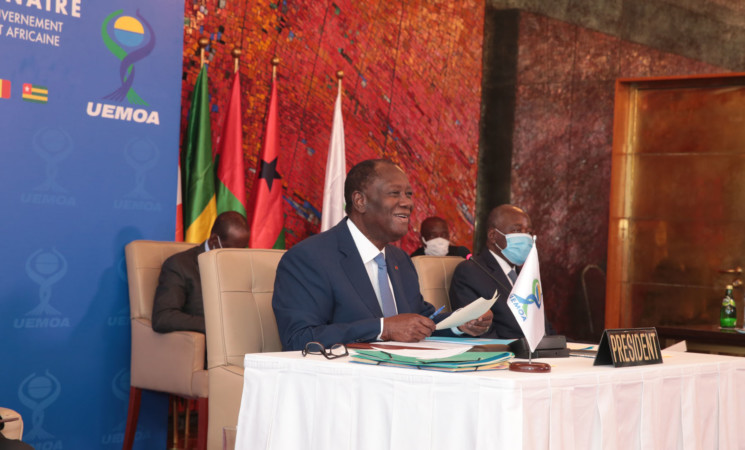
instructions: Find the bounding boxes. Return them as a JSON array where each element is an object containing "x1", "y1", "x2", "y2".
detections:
[{"x1": 350, "y1": 350, "x2": 513, "y2": 372}]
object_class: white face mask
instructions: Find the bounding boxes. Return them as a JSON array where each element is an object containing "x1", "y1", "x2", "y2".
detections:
[{"x1": 423, "y1": 237, "x2": 450, "y2": 256}]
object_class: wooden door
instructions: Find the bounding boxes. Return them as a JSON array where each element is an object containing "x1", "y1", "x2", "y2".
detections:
[{"x1": 607, "y1": 74, "x2": 745, "y2": 328}]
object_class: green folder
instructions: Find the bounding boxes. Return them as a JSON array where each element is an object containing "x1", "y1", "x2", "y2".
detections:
[{"x1": 351, "y1": 350, "x2": 513, "y2": 369}]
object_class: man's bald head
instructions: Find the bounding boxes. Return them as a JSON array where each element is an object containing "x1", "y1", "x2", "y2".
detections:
[{"x1": 208, "y1": 211, "x2": 250, "y2": 249}]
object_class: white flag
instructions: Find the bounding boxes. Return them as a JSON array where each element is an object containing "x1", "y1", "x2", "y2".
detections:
[
  {"x1": 321, "y1": 85, "x2": 346, "y2": 232},
  {"x1": 507, "y1": 237, "x2": 545, "y2": 353}
]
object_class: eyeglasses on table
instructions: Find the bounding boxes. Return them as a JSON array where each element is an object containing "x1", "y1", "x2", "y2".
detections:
[{"x1": 302, "y1": 341, "x2": 349, "y2": 359}]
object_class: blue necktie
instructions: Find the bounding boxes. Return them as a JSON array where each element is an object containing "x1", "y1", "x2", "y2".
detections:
[
  {"x1": 508, "y1": 268, "x2": 517, "y2": 284},
  {"x1": 374, "y1": 253, "x2": 397, "y2": 317}
]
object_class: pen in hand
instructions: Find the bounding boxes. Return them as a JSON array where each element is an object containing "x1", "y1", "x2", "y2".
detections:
[{"x1": 428, "y1": 305, "x2": 445, "y2": 320}]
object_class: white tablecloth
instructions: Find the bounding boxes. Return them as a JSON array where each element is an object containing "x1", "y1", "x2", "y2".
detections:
[{"x1": 235, "y1": 350, "x2": 745, "y2": 450}]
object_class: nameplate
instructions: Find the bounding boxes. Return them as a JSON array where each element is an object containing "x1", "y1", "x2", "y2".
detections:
[{"x1": 593, "y1": 327, "x2": 663, "y2": 367}]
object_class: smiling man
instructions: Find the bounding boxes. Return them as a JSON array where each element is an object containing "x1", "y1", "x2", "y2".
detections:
[{"x1": 272, "y1": 159, "x2": 491, "y2": 351}]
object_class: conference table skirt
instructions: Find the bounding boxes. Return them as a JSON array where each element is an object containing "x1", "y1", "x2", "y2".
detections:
[{"x1": 235, "y1": 350, "x2": 745, "y2": 450}]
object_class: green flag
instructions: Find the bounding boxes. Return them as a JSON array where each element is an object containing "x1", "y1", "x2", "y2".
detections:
[{"x1": 181, "y1": 65, "x2": 216, "y2": 243}]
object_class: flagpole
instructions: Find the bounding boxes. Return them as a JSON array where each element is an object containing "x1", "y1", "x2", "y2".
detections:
[
  {"x1": 232, "y1": 47, "x2": 241, "y2": 74},
  {"x1": 336, "y1": 70, "x2": 344, "y2": 94},
  {"x1": 199, "y1": 36, "x2": 209, "y2": 67},
  {"x1": 272, "y1": 56, "x2": 279, "y2": 81}
]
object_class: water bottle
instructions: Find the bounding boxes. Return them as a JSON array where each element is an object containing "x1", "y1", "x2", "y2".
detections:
[{"x1": 720, "y1": 285, "x2": 736, "y2": 328}]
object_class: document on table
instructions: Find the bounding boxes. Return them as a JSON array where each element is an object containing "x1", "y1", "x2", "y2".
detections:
[
  {"x1": 435, "y1": 289, "x2": 499, "y2": 330},
  {"x1": 351, "y1": 340, "x2": 474, "y2": 359},
  {"x1": 425, "y1": 336, "x2": 515, "y2": 346},
  {"x1": 350, "y1": 350, "x2": 513, "y2": 372}
]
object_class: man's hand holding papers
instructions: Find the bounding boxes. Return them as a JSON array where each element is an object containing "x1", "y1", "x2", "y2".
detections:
[{"x1": 436, "y1": 289, "x2": 499, "y2": 331}]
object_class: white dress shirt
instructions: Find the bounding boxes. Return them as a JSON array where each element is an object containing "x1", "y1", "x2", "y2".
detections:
[
  {"x1": 489, "y1": 249, "x2": 516, "y2": 286},
  {"x1": 346, "y1": 220, "x2": 398, "y2": 337}
]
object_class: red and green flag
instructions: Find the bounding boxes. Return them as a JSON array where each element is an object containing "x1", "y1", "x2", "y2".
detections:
[
  {"x1": 181, "y1": 65, "x2": 216, "y2": 243},
  {"x1": 215, "y1": 73, "x2": 246, "y2": 217},
  {"x1": 247, "y1": 74, "x2": 284, "y2": 249}
]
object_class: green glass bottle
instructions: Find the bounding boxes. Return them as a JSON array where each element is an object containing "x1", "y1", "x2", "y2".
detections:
[{"x1": 720, "y1": 285, "x2": 736, "y2": 328}]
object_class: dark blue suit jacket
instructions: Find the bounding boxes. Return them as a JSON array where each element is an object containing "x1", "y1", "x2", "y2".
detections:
[
  {"x1": 449, "y1": 250, "x2": 554, "y2": 339},
  {"x1": 272, "y1": 218, "x2": 440, "y2": 351}
]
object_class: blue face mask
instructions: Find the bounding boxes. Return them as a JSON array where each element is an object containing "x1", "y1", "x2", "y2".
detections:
[{"x1": 495, "y1": 230, "x2": 533, "y2": 265}]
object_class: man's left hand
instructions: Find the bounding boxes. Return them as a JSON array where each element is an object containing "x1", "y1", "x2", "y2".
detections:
[{"x1": 457, "y1": 310, "x2": 493, "y2": 336}]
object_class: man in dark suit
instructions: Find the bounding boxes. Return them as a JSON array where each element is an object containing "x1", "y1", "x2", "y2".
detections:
[
  {"x1": 410, "y1": 216, "x2": 470, "y2": 258},
  {"x1": 272, "y1": 159, "x2": 492, "y2": 351},
  {"x1": 151, "y1": 211, "x2": 250, "y2": 334},
  {"x1": 449, "y1": 204, "x2": 552, "y2": 339}
]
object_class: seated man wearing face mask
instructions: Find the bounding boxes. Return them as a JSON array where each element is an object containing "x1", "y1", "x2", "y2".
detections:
[
  {"x1": 410, "y1": 216, "x2": 470, "y2": 258},
  {"x1": 449, "y1": 204, "x2": 553, "y2": 339},
  {"x1": 152, "y1": 211, "x2": 250, "y2": 334}
]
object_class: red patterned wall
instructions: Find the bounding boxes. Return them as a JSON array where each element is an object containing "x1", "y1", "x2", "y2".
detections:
[
  {"x1": 181, "y1": 1, "x2": 484, "y2": 250},
  {"x1": 511, "y1": 12, "x2": 726, "y2": 334}
]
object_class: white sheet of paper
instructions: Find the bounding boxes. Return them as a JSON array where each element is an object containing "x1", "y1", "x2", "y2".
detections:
[
  {"x1": 435, "y1": 289, "x2": 499, "y2": 330},
  {"x1": 369, "y1": 341, "x2": 468, "y2": 350},
  {"x1": 369, "y1": 347, "x2": 472, "y2": 359}
]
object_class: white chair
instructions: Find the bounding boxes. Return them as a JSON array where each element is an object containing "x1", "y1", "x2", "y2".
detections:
[
  {"x1": 411, "y1": 255, "x2": 465, "y2": 312},
  {"x1": 199, "y1": 248, "x2": 285, "y2": 450},
  {"x1": 0, "y1": 407, "x2": 24, "y2": 441},
  {"x1": 123, "y1": 240, "x2": 208, "y2": 450}
]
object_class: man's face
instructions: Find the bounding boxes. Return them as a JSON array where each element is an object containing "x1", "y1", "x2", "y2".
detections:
[
  {"x1": 221, "y1": 224, "x2": 250, "y2": 248},
  {"x1": 421, "y1": 219, "x2": 449, "y2": 242},
  {"x1": 358, "y1": 163, "x2": 413, "y2": 248},
  {"x1": 487, "y1": 208, "x2": 532, "y2": 255}
]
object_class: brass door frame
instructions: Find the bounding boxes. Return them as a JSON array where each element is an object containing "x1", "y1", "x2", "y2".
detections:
[{"x1": 606, "y1": 73, "x2": 745, "y2": 329}]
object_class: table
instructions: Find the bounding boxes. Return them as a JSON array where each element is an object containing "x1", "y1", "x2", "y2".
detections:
[
  {"x1": 657, "y1": 324, "x2": 745, "y2": 356},
  {"x1": 235, "y1": 350, "x2": 745, "y2": 450}
]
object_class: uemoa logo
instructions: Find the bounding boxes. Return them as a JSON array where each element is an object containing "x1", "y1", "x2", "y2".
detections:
[
  {"x1": 508, "y1": 279, "x2": 543, "y2": 321},
  {"x1": 86, "y1": 9, "x2": 160, "y2": 125}
]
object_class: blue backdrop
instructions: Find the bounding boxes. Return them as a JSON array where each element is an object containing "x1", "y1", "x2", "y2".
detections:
[{"x1": 0, "y1": 1, "x2": 184, "y2": 448}]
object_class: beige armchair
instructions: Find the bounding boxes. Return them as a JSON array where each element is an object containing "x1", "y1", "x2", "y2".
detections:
[
  {"x1": 0, "y1": 407, "x2": 23, "y2": 441},
  {"x1": 123, "y1": 240, "x2": 208, "y2": 450},
  {"x1": 411, "y1": 255, "x2": 465, "y2": 313},
  {"x1": 198, "y1": 248, "x2": 285, "y2": 450}
]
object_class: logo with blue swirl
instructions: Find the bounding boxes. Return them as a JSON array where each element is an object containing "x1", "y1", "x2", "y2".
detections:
[
  {"x1": 508, "y1": 279, "x2": 543, "y2": 318},
  {"x1": 101, "y1": 10, "x2": 156, "y2": 105}
]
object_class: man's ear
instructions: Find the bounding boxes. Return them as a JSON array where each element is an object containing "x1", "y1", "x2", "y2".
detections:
[
  {"x1": 351, "y1": 190, "x2": 366, "y2": 213},
  {"x1": 207, "y1": 233, "x2": 219, "y2": 249},
  {"x1": 486, "y1": 227, "x2": 497, "y2": 245}
]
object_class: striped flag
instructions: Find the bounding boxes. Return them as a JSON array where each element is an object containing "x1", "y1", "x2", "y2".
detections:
[
  {"x1": 247, "y1": 74, "x2": 284, "y2": 249},
  {"x1": 321, "y1": 81, "x2": 346, "y2": 232},
  {"x1": 180, "y1": 65, "x2": 216, "y2": 243},
  {"x1": 0, "y1": 79, "x2": 10, "y2": 99},
  {"x1": 22, "y1": 83, "x2": 48, "y2": 103},
  {"x1": 215, "y1": 73, "x2": 247, "y2": 217}
]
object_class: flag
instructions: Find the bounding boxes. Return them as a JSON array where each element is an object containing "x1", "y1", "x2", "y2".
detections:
[
  {"x1": 247, "y1": 74, "x2": 284, "y2": 248},
  {"x1": 506, "y1": 237, "x2": 545, "y2": 353},
  {"x1": 0, "y1": 79, "x2": 10, "y2": 99},
  {"x1": 175, "y1": 163, "x2": 184, "y2": 241},
  {"x1": 320, "y1": 83, "x2": 346, "y2": 232},
  {"x1": 181, "y1": 65, "x2": 216, "y2": 243},
  {"x1": 22, "y1": 83, "x2": 48, "y2": 103},
  {"x1": 215, "y1": 73, "x2": 246, "y2": 217}
]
